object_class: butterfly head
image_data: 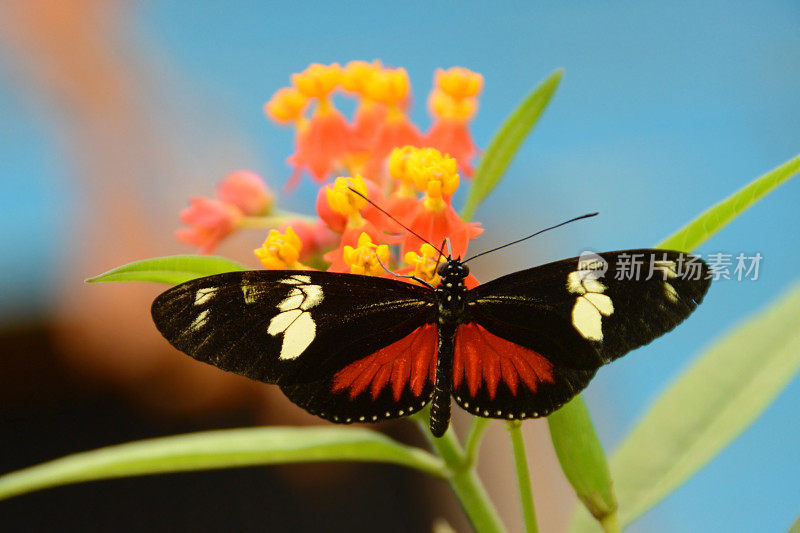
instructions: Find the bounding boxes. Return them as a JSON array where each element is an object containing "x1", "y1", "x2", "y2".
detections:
[{"x1": 437, "y1": 259, "x2": 469, "y2": 282}]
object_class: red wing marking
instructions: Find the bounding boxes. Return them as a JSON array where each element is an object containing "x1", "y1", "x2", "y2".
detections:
[
  {"x1": 332, "y1": 324, "x2": 438, "y2": 401},
  {"x1": 454, "y1": 323, "x2": 555, "y2": 399}
]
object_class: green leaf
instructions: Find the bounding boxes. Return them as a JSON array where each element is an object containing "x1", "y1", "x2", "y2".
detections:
[
  {"x1": 0, "y1": 426, "x2": 447, "y2": 501},
  {"x1": 548, "y1": 398, "x2": 618, "y2": 532},
  {"x1": 86, "y1": 255, "x2": 248, "y2": 285},
  {"x1": 570, "y1": 281, "x2": 800, "y2": 532},
  {"x1": 789, "y1": 514, "x2": 800, "y2": 533},
  {"x1": 461, "y1": 69, "x2": 563, "y2": 221},
  {"x1": 660, "y1": 152, "x2": 800, "y2": 252}
]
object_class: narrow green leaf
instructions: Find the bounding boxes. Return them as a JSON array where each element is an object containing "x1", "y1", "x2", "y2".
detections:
[
  {"x1": 461, "y1": 69, "x2": 563, "y2": 221},
  {"x1": 660, "y1": 152, "x2": 800, "y2": 252},
  {"x1": 548, "y1": 398, "x2": 618, "y2": 532},
  {"x1": 86, "y1": 255, "x2": 248, "y2": 285},
  {"x1": 507, "y1": 421, "x2": 539, "y2": 533},
  {"x1": 0, "y1": 426, "x2": 447, "y2": 501},
  {"x1": 789, "y1": 514, "x2": 800, "y2": 533},
  {"x1": 570, "y1": 281, "x2": 800, "y2": 532}
]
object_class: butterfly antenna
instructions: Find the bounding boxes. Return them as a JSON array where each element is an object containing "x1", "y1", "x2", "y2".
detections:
[
  {"x1": 432, "y1": 238, "x2": 448, "y2": 273},
  {"x1": 374, "y1": 254, "x2": 435, "y2": 290},
  {"x1": 347, "y1": 187, "x2": 446, "y2": 257},
  {"x1": 463, "y1": 212, "x2": 599, "y2": 263}
]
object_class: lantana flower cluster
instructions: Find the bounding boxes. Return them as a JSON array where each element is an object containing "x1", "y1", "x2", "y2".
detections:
[{"x1": 176, "y1": 61, "x2": 485, "y2": 287}]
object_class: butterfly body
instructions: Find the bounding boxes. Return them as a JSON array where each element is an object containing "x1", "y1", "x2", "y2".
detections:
[
  {"x1": 152, "y1": 250, "x2": 711, "y2": 437},
  {"x1": 430, "y1": 259, "x2": 470, "y2": 436}
]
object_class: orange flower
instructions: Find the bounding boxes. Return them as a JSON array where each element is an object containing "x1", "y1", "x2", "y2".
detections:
[
  {"x1": 317, "y1": 176, "x2": 389, "y2": 272},
  {"x1": 175, "y1": 197, "x2": 242, "y2": 254},
  {"x1": 363, "y1": 67, "x2": 423, "y2": 180},
  {"x1": 342, "y1": 60, "x2": 386, "y2": 148},
  {"x1": 396, "y1": 147, "x2": 482, "y2": 257},
  {"x1": 254, "y1": 227, "x2": 306, "y2": 270},
  {"x1": 316, "y1": 175, "x2": 394, "y2": 235},
  {"x1": 426, "y1": 68, "x2": 482, "y2": 176},
  {"x1": 286, "y1": 63, "x2": 352, "y2": 184}
]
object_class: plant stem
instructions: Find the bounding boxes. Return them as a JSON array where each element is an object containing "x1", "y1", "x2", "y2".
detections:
[
  {"x1": 238, "y1": 210, "x2": 316, "y2": 229},
  {"x1": 464, "y1": 417, "x2": 491, "y2": 468},
  {"x1": 413, "y1": 417, "x2": 507, "y2": 533},
  {"x1": 507, "y1": 421, "x2": 538, "y2": 533}
]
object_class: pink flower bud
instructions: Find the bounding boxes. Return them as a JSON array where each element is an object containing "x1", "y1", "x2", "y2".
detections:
[
  {"x1": 176, "y1": 197, "x2": 242, "y2": 253},
  {"x1": 216, "y1": 170, "x2": 273, "y2": 216}
]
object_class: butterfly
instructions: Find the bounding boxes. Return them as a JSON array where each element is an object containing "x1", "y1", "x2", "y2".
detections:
[{"x1": 151, "y1": 247, "x2": 710, "y2": 437}]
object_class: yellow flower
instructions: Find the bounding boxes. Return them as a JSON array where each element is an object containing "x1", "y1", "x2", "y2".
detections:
[
  {"x1": 324, "y1": 175, "x2": 369, "y2": 217},
  {"x1": 341, "y1": 60, "x2": 382, "y2": 96},
  {"x1": 291, "y1": 63, "x2": 342, "y2": 99},
  {"x1": 435, "y1": 67, "x2": 484, "y2": 99},
  {"x1": 264, "y1": 87, "x2": 308, "y2": 124},
  {"x1": 365, "y1": 67, "x2": 410, "y2": 108},
  {"x1": 387, "y1": 145, "x2": 419, "y2": 185},
  {"x1": 394, "y1": 147, "x2": 459, "y2": 210},
  {"x1": 404, "y1": 243, "x2": 444, "y2": 286},
  {"x1": 342, "y1": 232, "x2": 390, "y2": 276},
  {"x1": 428, "y1": 89, "x2": 478, "y2": 121},
  {"x1": 254, "y1": 227, "x2": 304, "y2": 270}
]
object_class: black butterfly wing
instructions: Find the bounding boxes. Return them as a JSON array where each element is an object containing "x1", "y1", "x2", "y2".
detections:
[
  {"x1": 152, "y1": 270, "x2": 438, "y2": 422},
  {"x1": 453, "y1": 249, "x2": 711, "y2": 419}
]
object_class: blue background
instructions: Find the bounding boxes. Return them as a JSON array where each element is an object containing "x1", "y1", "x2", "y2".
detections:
[{"x1": 2, "y1": 2, "x2": 798, "y2": 531}]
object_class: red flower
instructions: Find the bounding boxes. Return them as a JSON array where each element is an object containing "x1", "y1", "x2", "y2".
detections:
[
  {"x1": 425, "y1": 68, "x2": 482, "y2": 176},
  {"x1": 426, "y1": 118, "x2": 479, "y2": 176},
  {"x1": 287, "y1": 104, "x2": 352, "y2": 183},
  {"x1": 402, "y1": 201, "x2": 482, "y2": 259},
  {"x1": 285, "y1": 63, "x2": 353, "y2": 184},
  {"x1": 362, "y1": 67, "x2": 423, "y2": 181}
]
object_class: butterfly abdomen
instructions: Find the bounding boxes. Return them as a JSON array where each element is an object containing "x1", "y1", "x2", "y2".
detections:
[{"x1": 430, "y1": 324, "x2": 455, "y2": 437}]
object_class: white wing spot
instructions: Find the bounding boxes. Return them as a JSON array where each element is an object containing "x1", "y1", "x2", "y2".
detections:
[
  {"x1": 194, "y1": 287, "x2": 217, "y2": 306},
  {"x1": 570, "y1": 276, "x2": 614, "y2": 342},
  {"x1": 566, "y1": 271, "x2": 586, "y2": 294},
  {"x1": 569, "y1": 260, "x2": 614, "y2": 341},
  {"x1": 567, "y1": 270, "x2": 607, "y2": 295},
  {"x1": 267, "y1": 279, "x2": 324, "y2": 360},
  {"x1": 301, "y1": 284, "x2": 324, "y2": 309},
  {"x1": 190, "y1": 309, "x2": 210, "y2": 331},
  {"x1": 277, "y1": 288, "x2": 305, "y2": 311},
  {"x1": 583, "y1": 292, "x2": 614, "y2": 315}
]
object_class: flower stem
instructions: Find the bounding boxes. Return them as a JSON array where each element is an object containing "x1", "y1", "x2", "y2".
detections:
[
  {"x1": 507, "y1": 421, "x2": 538, "y2": 533},
  {"x1": 238, "y1": 210, "x2": 317, "y2": 229},
  {"x1": 464, "y1": 417, "x2": 491, "y2": 468},
  {"x1": 412, "y1": 415, "x2": 507, "y2": 533}
]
